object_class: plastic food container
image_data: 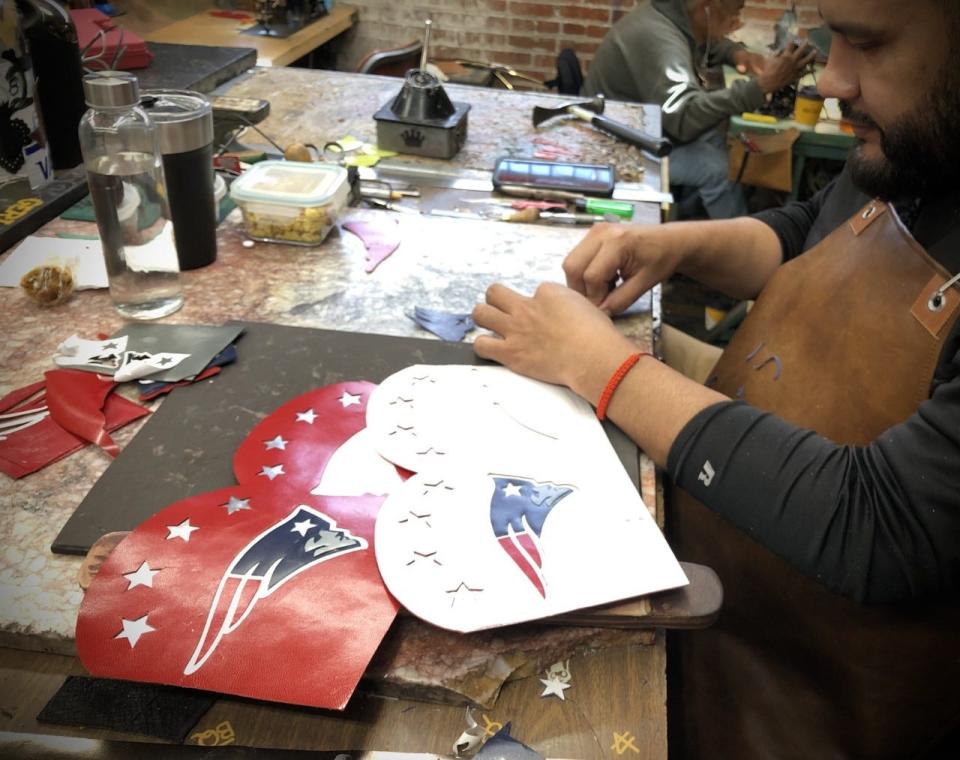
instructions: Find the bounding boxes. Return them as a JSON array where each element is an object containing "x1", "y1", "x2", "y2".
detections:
[{"x1": 229, "y1": 160, "x2": 349, "y2": 245}]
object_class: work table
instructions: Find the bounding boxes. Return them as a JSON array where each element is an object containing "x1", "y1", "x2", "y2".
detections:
[{"x1": 0, "y1": 68, "x2": 670, "y2": 758}]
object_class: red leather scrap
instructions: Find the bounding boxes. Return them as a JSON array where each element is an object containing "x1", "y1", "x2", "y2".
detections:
[{"x1": 0, "y1": 373, "x2": 149, "y2": 479}]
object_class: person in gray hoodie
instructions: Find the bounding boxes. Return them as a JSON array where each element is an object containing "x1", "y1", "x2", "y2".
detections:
[{"x1": 585, "y1": 0, "x2": 814, "y2": 218}]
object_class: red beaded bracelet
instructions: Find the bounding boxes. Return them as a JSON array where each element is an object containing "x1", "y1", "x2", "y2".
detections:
[{"x1": 596, "y1": 352, "x2": 654, "y2": 421}]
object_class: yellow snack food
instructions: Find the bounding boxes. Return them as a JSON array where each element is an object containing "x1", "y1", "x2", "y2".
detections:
[
  {"x1": 20, "y1": 263, "x2": 75, "y2": 306},
  {"x1": 243, "y1": 205, "x2": 333, "y2": 244}
]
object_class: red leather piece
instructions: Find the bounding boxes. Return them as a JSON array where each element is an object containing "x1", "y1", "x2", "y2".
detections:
[
  {"x1": 76, "y1": 483, "x2": 398, "y2": 710},
  {"x1": 233, "y1": 381, "x2": 377, "y2": 492},
  {"x1": 0, "y1": 380, "x2": 148, "y2": 479},
  {"x1": 45, "y1": 369, "x2": 121, "y2": 457},
  {"x1": 77, "y1": 381, "x2": 400, "y2": 709}
]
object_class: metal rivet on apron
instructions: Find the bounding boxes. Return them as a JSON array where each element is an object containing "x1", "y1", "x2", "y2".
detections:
[
  {"x1": 862, "y1": 205, "x2": 877, "y2": 220},
  {"x1": 929, "y1": 272, "x2": 960, "y2": 312}
]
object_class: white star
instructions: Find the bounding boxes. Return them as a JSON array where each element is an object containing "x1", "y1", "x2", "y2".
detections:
[
  {"x1": 539, "y1": 676, "x2": 571, "y2": 700},
  {"x1": 296, "y1": 409, "x2": 317, "y2": 424},
  {"x1": 115, "y1": 614, "x2": 156, "y2": 648},
  {"x1": 259, "y1": 464, "x2": 285, "y2": 481},
  {"x1": 291, "y1": 518, "x2": 316, "y2": 537},
  {"x1": 166, "y1": 519, "x2": 198, "y2": 542},
  {"x1": 223, "y1": 496, "x2": 252, "y2": 515},
  {"x1": 339, "y1": 391, "x2": 362, "y2": 408},
  {"x1": 264, "y1": 435, "x2": 288, "y2": 451},
  {"x1": 123, "y1": 561, "x2": 159, "y2": 590},
  {"x1": 503, "y1": 482, "x2": 523, "y2": 498}
]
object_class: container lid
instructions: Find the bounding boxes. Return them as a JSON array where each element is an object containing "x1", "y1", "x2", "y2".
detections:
[
  {"x1": 140, "y1": 90, "x2": 213, "y2": 155},
  {"x1": 229, "y1": 161, "x2": 349, "y2": 206},
  {"x1": 83, "y1": 71, "x2": 139, "y2": 108}
]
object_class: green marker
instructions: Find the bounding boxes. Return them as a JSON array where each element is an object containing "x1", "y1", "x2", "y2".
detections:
[{"x1": 575, "y1": 198, "x2": 634, "y2": 220}]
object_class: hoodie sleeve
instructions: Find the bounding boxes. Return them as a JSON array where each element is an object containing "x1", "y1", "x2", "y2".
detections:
[
  {"x1": 627, "y1": 26, "x2": 765, "y2": 143},
  {"x1": 708, "y1": 37, "x2": 746, "y2": 68},
  {"x1": 666, "y1": 342, "x2": 960, "y2": 605}
]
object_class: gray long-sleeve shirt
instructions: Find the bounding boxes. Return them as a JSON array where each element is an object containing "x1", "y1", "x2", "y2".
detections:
[
  {"x1": 583, "y1": 0, "x2": 765, "y2": 144},
  {"x1": 667, "y1": 168, "x2": 960, "y2": 604}
]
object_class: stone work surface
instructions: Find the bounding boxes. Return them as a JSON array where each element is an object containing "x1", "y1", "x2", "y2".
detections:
[{"x1": 0, "y1": 69, "x2": 661, "y2": 707}]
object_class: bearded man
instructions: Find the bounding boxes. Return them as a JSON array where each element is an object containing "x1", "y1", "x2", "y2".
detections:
[{"x1": 472, "y1": 0, "x2": 960, "y2": 756}]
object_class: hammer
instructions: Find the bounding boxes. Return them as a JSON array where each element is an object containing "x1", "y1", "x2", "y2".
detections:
[{"x1": 533, "y1": 96, "x2": 673, "y2": 158}]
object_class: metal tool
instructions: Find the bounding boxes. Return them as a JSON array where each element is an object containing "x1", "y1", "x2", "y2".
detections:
[
  {"x1": 372, "y1": 19, "x2": 470, "y2": 159},
  {"x1": 463, "y1": 195, "x2": 634, "y2": 220},
  {"x1": 532, "y1": 95, "x2": 673, "y2": 158},
  {"x1": 362, "y1": 161, "x2": 674, "y2": 204}
]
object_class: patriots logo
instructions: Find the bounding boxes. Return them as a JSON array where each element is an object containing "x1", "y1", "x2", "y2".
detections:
[
  {"x1": 185, "y1": 505, "x2": 366, "y2": 675},
  {"x1": 489, "y1": 476, "x2": 574, "y2": 598}
]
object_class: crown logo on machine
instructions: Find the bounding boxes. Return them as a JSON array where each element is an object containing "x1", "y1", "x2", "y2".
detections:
[{"x1": 401, "y1": 129, "x2": 426, "y2": 148}]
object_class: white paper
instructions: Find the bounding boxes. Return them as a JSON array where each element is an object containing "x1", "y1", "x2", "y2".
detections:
[
  {"x1": 0, "y1": 236, "x2": 108, "y2": 289},
  {"x1": 310, "y1": 428, "x2": 404, "y2": 497},
  {"x1": 368, "y1": 365, "x2": 688, "y2": 633},
  {"x1": 53, "y1": 334, "x2": 128, "y2": 374},
  {"x1": 113, "y1": 351, "x2": 191, "y2": 383}
]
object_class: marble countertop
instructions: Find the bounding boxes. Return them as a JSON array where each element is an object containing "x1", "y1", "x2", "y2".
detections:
[
  {"x1": 0, "y1": 68, "x2": 663, "y2": 656},
  {"x1": 218, "y1": 67, "x2": 665, "y2": 188},
  {"x1": 0, "y1": 208, "x2": 657, "y2": 655}
]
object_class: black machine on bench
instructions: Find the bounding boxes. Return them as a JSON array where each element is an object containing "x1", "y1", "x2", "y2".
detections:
[{"x1": 373, "y1": 20, "x2": 470, "y2": 160}]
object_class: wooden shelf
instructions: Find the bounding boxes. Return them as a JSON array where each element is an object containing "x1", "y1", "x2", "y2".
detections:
[{"x1": 145, "y1": 4, "x2": 357, "y2": 68}]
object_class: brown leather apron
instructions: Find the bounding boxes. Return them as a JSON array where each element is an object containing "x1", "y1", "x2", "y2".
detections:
[{"x1": 671, "y1": 201, "x2": 960, "y2": 759}]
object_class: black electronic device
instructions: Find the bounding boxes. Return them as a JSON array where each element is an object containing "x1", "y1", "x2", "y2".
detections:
[{"x1": 492, "y1": 158, "x2": 615, "y2": 197}]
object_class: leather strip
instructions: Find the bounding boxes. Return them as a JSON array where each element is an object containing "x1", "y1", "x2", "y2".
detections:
[{"x1": 848, "y1": 200, "x2": 886, "y2": 235}]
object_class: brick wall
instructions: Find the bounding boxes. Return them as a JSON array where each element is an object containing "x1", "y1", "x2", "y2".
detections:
[{"x1": 336, "y1": 0, "x2": 819, "y2": 79}]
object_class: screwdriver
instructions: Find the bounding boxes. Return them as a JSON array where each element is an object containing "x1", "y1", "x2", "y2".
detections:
[
  {"x1": 495, "y1": 184, "x2": 634, "y2": 220},
  {"x1": 574, "y1": 197, "x2": 634, "y2": 220}
]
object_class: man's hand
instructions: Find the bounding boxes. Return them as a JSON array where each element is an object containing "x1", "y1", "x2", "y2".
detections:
[
  {"x1": 733, "y1": 48, "x2": 765, "y2": 76},
  {"x1": 473, "y1": 282, "x2": 636, "y2": 401},
  {"x1": 756, "y1": 41, "x2": 817, "y2": 94},
  {"x1": 562, "y1": 223, "x2": 686, "y2": 314}
]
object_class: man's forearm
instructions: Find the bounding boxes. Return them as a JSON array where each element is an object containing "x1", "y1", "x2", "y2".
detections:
[
  {"x1": 566, "y1": 336, "x2": 730, "y2": 468},
  {"x1": 673, "y1": 217, "x2": 784, "y2": 299}
]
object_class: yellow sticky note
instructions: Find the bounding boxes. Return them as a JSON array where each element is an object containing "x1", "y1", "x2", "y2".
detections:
[
  {"x1": 335, "y1": 135, "x2": 364, "y2": 152},
  {"x1": 344, "y1": 154, "x2": 382, "y2": 167}
]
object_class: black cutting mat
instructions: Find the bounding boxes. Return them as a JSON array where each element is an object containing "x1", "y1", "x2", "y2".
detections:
[{"x1": 52, "y1": 322, "x2": 639, "y2": 555}]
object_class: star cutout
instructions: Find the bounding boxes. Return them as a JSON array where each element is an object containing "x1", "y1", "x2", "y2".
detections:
[
  {"x1": 264, "y1": 435, "x2": 288, "y2": 451},
  {"x1": 123, "y1": 561, "x2": 159, "y2": 590},
  {"x1": 389, "y1": 424, "x2": 417, "y2": 437},
  {"x1": 157, "y1": 357, "x2": 173, "y2": 366},
  {"x1": 446, "y1": 581, "x2": 483, "y2": 606},
  {"x1": 166, "y1": 519, "x2": 198, "y2": 542},
  {"x1": 406, "y1": 550, "x2": 442, "y2": 566},
  {"x1": 115, "y1": 614, "x2": 156, "y2": 648},
  {"x1": 259, "y1": 464, "x2": 285, "y2": 480},
  {"x1": 223, "y1": 496, "x2": 252, "y2": 515},
  {"x1": 339, "y1": 391, "x2": 362, "y2": 408},
  {"x1": 296, "y1": 409, "x2": 317, "y2": 424},
  {"x1": 398, "y1": 510, "x2": 432, "y2": 528},
  {"x1": 423, "y1": 479, "x2": 454, "y2": 496},
  {"x1": 291, "y1": 518, "x2": 316, "y2": 537},
  {"x1": 102, "y1": 341, "x2": 119, "y2": 350},
  {"x1": 503, "y1": 482, "x2": 523, "y2": 498},
  {"x1": 539, "y1": 676, "x2": 571, "y2": 700}
]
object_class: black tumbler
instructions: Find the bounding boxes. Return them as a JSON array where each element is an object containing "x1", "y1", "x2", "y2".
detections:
[{"x1": 141, "y1": 90, "x2": 217, "y2": 270}]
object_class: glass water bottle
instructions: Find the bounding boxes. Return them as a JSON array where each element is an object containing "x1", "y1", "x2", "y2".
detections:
[{"x1": 79, "y1": 71, "x2": 183, "y2": 320}]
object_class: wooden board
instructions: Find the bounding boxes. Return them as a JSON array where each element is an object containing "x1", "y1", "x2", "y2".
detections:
[
  {"x1": 144, "y1": 4, "x2": 357, "y2": 67},
  {"x1": 53, "y1": 322, "x2": 641, "y2": 555}
]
